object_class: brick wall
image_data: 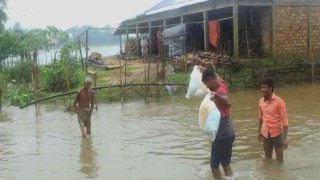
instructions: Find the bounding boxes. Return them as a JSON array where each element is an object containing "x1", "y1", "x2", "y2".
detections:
[
  {"x1": 312, "y1": 7, "x2": 320, "y2": 54},
  {"x1": 275, "y1": 7, "x2": 308, "y2": 57}
]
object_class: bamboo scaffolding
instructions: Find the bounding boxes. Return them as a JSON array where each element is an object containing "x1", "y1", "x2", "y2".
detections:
[{"x1": 20, "y1": 83, "x2": 188, "y2": 109}]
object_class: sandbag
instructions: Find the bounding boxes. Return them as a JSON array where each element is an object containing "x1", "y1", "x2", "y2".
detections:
[
  {"x1": 198, "y1": 94, "x2": 221, "y2": 141},
  {"x1": 185, "y1": 66, "x2": 210, "y2": 99}
]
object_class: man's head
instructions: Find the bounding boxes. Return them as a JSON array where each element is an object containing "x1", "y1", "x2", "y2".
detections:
[
  {"x1": 260, "y1": 77, "x2": 274, "y2": 98},
  {"x1": 83, "y1": 77, "x2": 92, "y2": 90},
  {"x1": 202, "y1": 69, "x2": 219, "y2": 91}
]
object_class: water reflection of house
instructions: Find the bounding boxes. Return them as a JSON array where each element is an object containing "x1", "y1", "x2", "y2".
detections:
[{"x1": 114, "y1": 0, "x2": 320, "y2": 59}]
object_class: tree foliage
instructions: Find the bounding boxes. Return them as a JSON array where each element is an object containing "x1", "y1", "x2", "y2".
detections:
[
  {"x1": 0, "y1": 0, "x2": 7, "y2": 31},
  {"x1": 0, "y1": 31, "x2": 21, "y2": 66},
  {"x1": 39, "y1": 42, "x2": 84, "y2": 92}
]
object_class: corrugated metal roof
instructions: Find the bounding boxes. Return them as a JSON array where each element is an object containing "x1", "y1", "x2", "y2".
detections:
[
  {"x1": 114, "y1": 0, "x2": 209, "y2": 35},
  {"x1": 146, "y1": 0, "x2": 209, "y2": 15}
]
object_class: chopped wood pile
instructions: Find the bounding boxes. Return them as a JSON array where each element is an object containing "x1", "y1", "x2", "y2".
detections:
[{"x1": 172, "y1": 51, "x2": 241, "y2": 73}]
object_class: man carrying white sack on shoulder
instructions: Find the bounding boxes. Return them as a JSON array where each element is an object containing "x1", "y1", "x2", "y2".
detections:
[{"x1": 199, "y1": 66, "x2": 235, "y2": 179}]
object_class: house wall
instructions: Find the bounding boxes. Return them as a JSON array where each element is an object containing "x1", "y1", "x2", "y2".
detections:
[
  {"x1": 275, "y1": 7, "x2": 308, "y2": 58},
  {"x1": 312, "y1": 7, "x2": 320, "y2": 54}
]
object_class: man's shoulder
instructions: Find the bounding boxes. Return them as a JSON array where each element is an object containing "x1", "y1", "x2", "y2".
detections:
[
  {"x1": 259, "y1": 98, "x2": 264, "y2": 105},
  {"x1": 216, "y1": 81, "x2": 229, "y2": 95},
  {"x1": 273, "y1": 94, "x2": 285, "y2": 103}
]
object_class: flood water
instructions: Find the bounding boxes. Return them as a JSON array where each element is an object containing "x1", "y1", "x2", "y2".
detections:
[{"x1": 0, "y1": 83, "x2": 320, "y2": 180}]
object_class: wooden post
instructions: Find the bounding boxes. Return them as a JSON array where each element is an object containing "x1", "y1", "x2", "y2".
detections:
[
  {"x1": 124, "y1": 56, "x2": 127, "y2": 103},
  {"x1": 85, "y1": 29, "x2": 89, "y2": 74},
  {"x1": 119, "y1": 54, "x2": 123, "y2": 107},
  {"x1": 32, "y1": 72, "x2": 40, "y2": 116},
  {"x1": 136, "y1": 24, "x2": 140, "y2": 57},
  {"x1": 78, "y1": 37, "x2": 84, "y2": 72},
  {"x1": 119, "y1": 35, "x2": 122, "y2": 56},
  {"x1": 308, "y1": 5, "x2": 314, "y2": 83},
  {"x1": 272, "y1": 3, "x2": 276, "y2": 58},
  {"x1": 203, "y1": 11, "x2": 209, "y2": 51},
  {"x1": 0, "y1": 88, "x2": 2, "y2": 111},
  {"x1": 126, "y1": 27, "x2": 129, "y2": 55},
  {"x1": 233, "y1": 0, "x2": 239, "y2": 60},
  {"x1": 144, "y1": 67, "x2": 147, "y2": 103},
  {"x1": 156, "y1": 60, "x2": 160, "y2": 102},
  {"x1": 146, "y1": 58, "x2": 151, "y2": 103},
  {"x1": 161, "y1": 55, "x2": 166, "y2": 83},
  {"x1": 163, "y1": 19, "x2": 167, "y2": 29},
  {"x1": 148, "y1": 22, "x2": 152, "y2": 55}
]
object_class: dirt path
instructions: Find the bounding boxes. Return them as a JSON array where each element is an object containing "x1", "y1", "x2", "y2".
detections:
[{"x1": 98, "y1": 57, "x2": 158, "y2": 85}]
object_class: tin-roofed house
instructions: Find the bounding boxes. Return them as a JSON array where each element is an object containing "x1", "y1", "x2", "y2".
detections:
[{"x1": 115, "y1": 0, "x2": 320, "y2": 60}]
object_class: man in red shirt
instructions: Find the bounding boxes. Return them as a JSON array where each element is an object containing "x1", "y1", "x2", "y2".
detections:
[
  {"x1": 202, "y1": 69, "x2": 235, "y2": 179},
  {"x1": 258, "y1": 77, "x2": 289, "y2": 163}
]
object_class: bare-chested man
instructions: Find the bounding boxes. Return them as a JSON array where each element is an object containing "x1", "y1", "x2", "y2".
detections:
[{"x1": 73, "y1": 77, "x2": 95, "y2": 138}]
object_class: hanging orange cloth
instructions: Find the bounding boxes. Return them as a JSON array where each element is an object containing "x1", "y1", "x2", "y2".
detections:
[{"x1": 209, "y1": 20, "x2": 220, "y2": 48}]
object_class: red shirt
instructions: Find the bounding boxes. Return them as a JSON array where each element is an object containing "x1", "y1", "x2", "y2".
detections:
[
  {"x1": 215, "y1": 79, "x2": 230, "y2": 118},
  {"x1": 259, "y1": 93, "x2": 289, "y2": 138}
]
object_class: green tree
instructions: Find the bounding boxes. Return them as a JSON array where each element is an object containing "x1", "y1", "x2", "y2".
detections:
[
  {"x1": 0, "y1": 0, "x2": 7, "y2": 31},
  {"x1": 45, "y1": 26, "x2": 69, "y2": 61},
  {"x1": 0, "y1": 31, "x2": 21, "y2": 68}
]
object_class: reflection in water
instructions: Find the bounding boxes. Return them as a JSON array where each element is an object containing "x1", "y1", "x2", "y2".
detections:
[{"x1": 80, "y1": 137, "x2": 98, "y2": 178}]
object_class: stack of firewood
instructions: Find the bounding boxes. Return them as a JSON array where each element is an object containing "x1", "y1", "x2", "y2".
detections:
[{"x1": 172, "y1": 51, "x2": 240, "y2": 73}]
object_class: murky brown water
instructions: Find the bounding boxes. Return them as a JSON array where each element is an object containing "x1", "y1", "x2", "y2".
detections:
[{"x1": 0, "y1": 83, "x2": 320, "y2": 180}]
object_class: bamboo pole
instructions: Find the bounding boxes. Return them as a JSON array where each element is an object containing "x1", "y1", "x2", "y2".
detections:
[
  {"x1": 203, "y1": 11, "x2": 209, "y2": 51},
  {"x1": 148, "y1": 22, "x2": 152, "y2": 55},
  {"x1": 120, "y1": 34, "x2": 127, "y2": 103},
  {"x1": 233, "y1": 0, "x2": 239, "y2": 60},
  {"x1": 146, "y1": 57, "x2": 151, "y2": 103},
  {"x1": 0, "y1": 88, "x2": 2, "y2": 111},
  {"x1": 144, "y1": 67, "x2": 147, "y2": 103},
  {"x1": 32, "y1": 72, "x2": 40, "y2": 116},
  {"x1": 20, "y1": 83, "x2": 189, "y2": 109},
  {"x1": 85, "y1": 29, "x2": 89, "y2": 74},
  {"x1": 251, "y1": 50, "x2": 255, "y2": 79},
  {"x1": 119, "y1": 53, "x2": 124, "y2": 107},
  {"x1": 124, "y1": 55, "x2": 127, "y2": 103},
  {"x1": 156, "y1": 59, "x2": 160, "y2": 102}
]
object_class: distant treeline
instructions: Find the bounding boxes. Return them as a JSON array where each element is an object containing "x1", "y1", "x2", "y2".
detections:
[{"x1": 66, "y1": 25, "x2": 119, "y2": 46}]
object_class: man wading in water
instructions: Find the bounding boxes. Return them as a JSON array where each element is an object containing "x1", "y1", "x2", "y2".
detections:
[
  {"x1": 200, "y1": 67, "x2": 235, "y2": 179},
  {"x1": 258, "y1": 77, "x2": 289, "y2": 163},
  {"x1": 73, "y1": 77, "x2": 95, "y2": 138}
]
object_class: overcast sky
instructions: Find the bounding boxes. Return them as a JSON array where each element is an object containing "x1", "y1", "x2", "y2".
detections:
[{"x1": 5, "y1": 0, "x2": 162, "y2": 30}]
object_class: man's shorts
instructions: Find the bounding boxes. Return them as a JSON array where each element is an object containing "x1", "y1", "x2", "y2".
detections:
[
  {"x1": 77, "y1": 108, "x2": 91, "y2": 128},
  {"x1": 210, "y1": 135, "x2": 235, "y2": 169},
  {"x1": 264, "y1": 133, "x2": 283, "y2": 149}
]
